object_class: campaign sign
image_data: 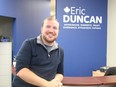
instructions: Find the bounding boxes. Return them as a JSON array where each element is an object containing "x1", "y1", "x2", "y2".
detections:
[{"x1": 56, "y1": 0, "x2": 107, "y2": 76}]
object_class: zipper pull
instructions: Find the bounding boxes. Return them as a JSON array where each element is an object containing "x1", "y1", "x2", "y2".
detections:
[{"x1": 48, "y1": 54, "x2": 50, "y2": 57}]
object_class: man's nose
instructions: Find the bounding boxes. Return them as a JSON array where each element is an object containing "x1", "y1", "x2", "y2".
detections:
[{"x1": 48, "y1": 27, "x2": 54, "y2": 32}]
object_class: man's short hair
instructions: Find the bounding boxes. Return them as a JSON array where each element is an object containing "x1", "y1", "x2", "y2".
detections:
[{"x1": 42, "y1": 16, "x2": 59, "y2": 27}]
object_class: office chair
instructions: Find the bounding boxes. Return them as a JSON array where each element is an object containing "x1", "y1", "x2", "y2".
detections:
[
  {"x1": 104, "y1": 67, "x2": 116, "y2": 76},
  {"x1": 100, "y1": 67, "x2": 116, "y2": 87}
]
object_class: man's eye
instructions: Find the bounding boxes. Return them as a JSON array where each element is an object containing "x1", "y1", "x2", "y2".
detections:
[{"x1": 53, "y1": 26, "x2": 57, "y2": 29}]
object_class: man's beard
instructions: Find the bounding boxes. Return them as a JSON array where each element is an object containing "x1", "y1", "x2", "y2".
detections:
[{"x1": 42, "y1": 35, "x2": 56, "y2": 44}]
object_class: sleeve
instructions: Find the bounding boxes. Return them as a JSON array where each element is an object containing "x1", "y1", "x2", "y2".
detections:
[
  {"x1": 15, "y1": 39, "x2": 32, "y2": 73},
  {"x1": 57, "y1": 47, "x2": 64, "y2": 75}
]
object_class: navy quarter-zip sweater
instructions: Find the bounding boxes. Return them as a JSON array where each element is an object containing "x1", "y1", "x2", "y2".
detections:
[{"x1": 13, "y1": 37, "x2": 64, "y2": 87}]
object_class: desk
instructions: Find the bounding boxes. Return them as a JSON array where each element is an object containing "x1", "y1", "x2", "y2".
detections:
[
  {"x1": 62, "y1": 77, "x2": 102, "y2": 86},
  {"x1": 94, "y1": 75, "x2": 116, "y2": 85},
  {"x1": 62, "y1": 76, "x2": 116, "y2": 87}
]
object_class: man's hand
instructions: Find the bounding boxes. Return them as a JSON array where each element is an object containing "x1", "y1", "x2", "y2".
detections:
[{"x1": 47, "y1": 79, "x2": 62, "y2": 87}]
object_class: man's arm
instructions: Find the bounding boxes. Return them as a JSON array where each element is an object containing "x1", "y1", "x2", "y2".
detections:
[
  {"x1": 17, "y1": 68, "x2": 63, "y2": 87},
  {"x1": 17, "y1": 68, "x2": 49, "y2": 87}
]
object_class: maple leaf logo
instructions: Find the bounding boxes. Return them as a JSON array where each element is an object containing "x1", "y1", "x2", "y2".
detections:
[{"x1": 64, "y1": 6, "x2": 70, "y2": 14}]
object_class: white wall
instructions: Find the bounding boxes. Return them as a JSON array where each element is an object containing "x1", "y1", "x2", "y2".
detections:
[
  {"x1": 107, "y1": 0, "x2": 116, "y2": 66},
  {"x1": 0, "y1": 42, "x2": 12, "y2": 87}
]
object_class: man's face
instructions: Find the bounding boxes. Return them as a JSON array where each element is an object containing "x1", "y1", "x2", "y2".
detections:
[{"x1": 41, "y1": 20, "x2": 59, "y2": 44}]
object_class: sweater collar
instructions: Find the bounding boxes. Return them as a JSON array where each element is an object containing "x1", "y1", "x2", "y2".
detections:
[{"x1": 37, "y1": 35, "x2": 59, "y2": 51}]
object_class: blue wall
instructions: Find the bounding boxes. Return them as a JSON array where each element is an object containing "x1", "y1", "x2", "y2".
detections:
[
  {"x1": 0, "y1": 0, "x2": 50, "y2": 55},
  {"x1": 56, "y1": 0, "x2": 107, "y2": 76},
  {"x1": 0, "y1": 0, "x2": 108, "y2": 76}
]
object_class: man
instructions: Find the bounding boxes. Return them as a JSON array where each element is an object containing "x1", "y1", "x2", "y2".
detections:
[{"x1": 13, "y1": 16, "x2": 64, "y2": 87}]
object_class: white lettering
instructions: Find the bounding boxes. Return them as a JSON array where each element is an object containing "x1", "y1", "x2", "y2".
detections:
[
  {"x1": 63, "y1": 15, "x2": 102, "y2": 24},
  {"x1": 96, "y1": 16, "x2": 102, "y2": 23},
  {"x1": 84, "y1": 16, "x2": 89, "y2": 23},
  {"x1": 63, "y1": 15, "x2": 69, "y2": 22},
  {"x1": 70, "y1": 7, "x2": 86, "y2": 15},
  {"x1": 71, "y1": 7, "x2": 76, "y2": 14}
]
